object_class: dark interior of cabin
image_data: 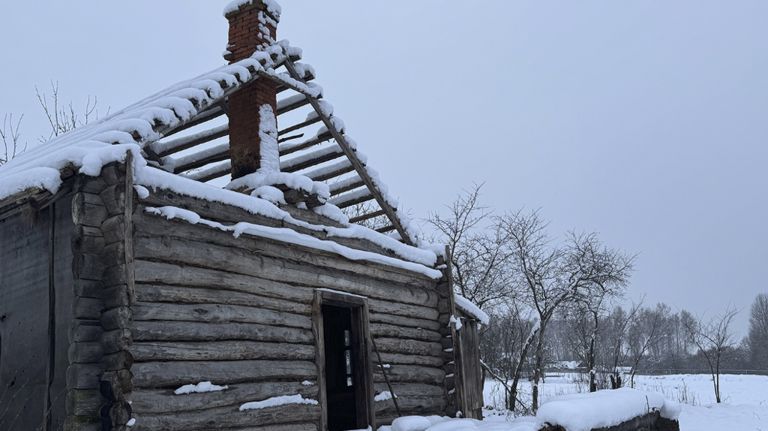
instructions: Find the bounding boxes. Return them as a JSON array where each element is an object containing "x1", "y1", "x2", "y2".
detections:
[{"x1": 322, "y1": 304, "x2": 364, "y2": 431}]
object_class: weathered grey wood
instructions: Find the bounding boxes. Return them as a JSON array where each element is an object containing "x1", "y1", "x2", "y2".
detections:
[
  {"x1": 370, "y1": 323, "x2": 442, "y2": 342},
  {"x1": 278, "y1": 204, "x2": 345, "y2": 228},
  {"x1": 101, "y1": 306, "x2": 131, "y2": 331},
  {"x1": 74, "y1": 279, "x2": 104, "y2": 299},
  {"x1": 72, "y1": 192, "x2": 108, "y2": 227},
  {"x1": 278, "y1": 131, "x2": 333, "y2": 156},
  {"x1": 369, "y1": 312, "x2": 442, "y2": 332},
  {"x1": 280, "y1": 145, "x2": 345, "y2": 173},
  {"x1": 101, "y1": 241, "x2": 125, "y2": 266},
  {"x1": 137, "y1": 188, "x2": 283, "y2": 228},
  {"x1": 161, "y1": 104, "x2": 225, "y2": 138},
  {"x1": 131, "y1": 360, "x2": 317, "y2": 388},
  {"x1": 132, "y1": 404, "x2": 321, "y2": 431},
  {"x1": 131, "y1": 320, "x2": 314, "y2": 344},
  {"x1": 377, "y1": 352, "x2": 444, "y2": 368},
  {"x1": 375, "y1": 394, "x2": 446, "y2": 414},
  {"x1": 66, "y1": 363, "x2": 103, "y2": 389},
  {"x1": 349, "y1": 209, "x2": 386, "y2": 224},
  {"x1": 375, "y1": 337, "x2": 442, "y2": 357},
  {"x1": 133, "y1": 235, "x2": 437, "y2": 307},
  {"x1": 304, "y1": 158, "x2": 354, "y2": 182},
  {"x1": 134, "y1": 209, "x2": 437, "y2": 287},
  {"x1": 101, "y1": 214, "x2": 126, "y2": 244},
  {"x1": 102, "y1": 284, "x2": 131, "y2": 310},
  {"x1": 74, "y1": 175, "x2": 108, "y2": 194},
  {"x1": 220, "y1": 424, "x2": 317, "y2": 431},
  {"x1": 131, "y1": 382, "x2": 318, "y2": 414},
  {"x1": 329, "y1": 188, "x2": 374, "y2": 209},
  {"x1": 66, "y1": 389, "x2": 105, "y2": 416},
  {"x1": 132, "y1": 302, "x2": 312, "y2": 329},
  {"x1": 368, "y1": 299, "x2": 439, "y2": 321},
  {"x1": 134, "y1": 284, "x2": 310, "y2": 315},
  {"x1": 100, "y1": 183, "x2": 126, "y2": 217},
  {"x1": 68, "y1": 342, "x2": 105, "y2": 364},
  {"x1": 277, "y1": 115, "x2": 322, "y2": 137},
  {"x1": 102, "y1": 351, "x2": 134, "y2": 371},
  {"x1": 171, "y1": 144, "x2": 231, "y2": 174},
  {"x1": 373, "y1": 382, "x2": 444, "y2": 398},
  {"x1": 72, "y1": 225, "x2": 105, "y2": 254},
  {"x1": 131, "y1": 341, "x2": 315, "y2": 362},
  {"x1": 283, "y1": 58, "x2": 414, "y2": 245},
  {"x1": 72, "y1": 253, "x2": 105, "y2": 281},
  {"x1": 69, "y1": 320, "x2": 104, "y2": 343},
  {"x1": 152, "y1": 123, "x2": 229, "y2": 157},
  {"x1": 134, "y1": 260, "x2": 313, "y2": 304},
  {"x1": 73, "y1": 296, "x2": 104, "y2": 319},
  {"x1": 102, "y1": 329, "x2": 132, "y2": 354},
  {"x1": 372, "y1": 365, "x2": 445, "y2": 385}
]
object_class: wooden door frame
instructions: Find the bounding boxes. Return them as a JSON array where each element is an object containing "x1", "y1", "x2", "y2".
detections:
[{"x1": 312, "y1": 289, "x2": 374, "y2": 431}]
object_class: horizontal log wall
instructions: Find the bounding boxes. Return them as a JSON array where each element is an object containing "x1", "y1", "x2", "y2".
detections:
[{"x1": 129, "y1": 194, "x2": 449, "y2": 430}]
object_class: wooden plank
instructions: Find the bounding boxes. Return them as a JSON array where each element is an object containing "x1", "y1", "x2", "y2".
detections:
[
  {"x1": 132, "y1": 302, "x2": 312, "y2": 329},
  {"x1": 370, "y1": 323, "x2": 442, "y2": 342},
  {"x1": 131, "y1": 341, "x2": 315, "y2": 362},
  {"x1": 304, "y1": 159, "x2": 354, "y2": 182},
  {"x1": 134, "y1": 284, "x2": 310, "y2": 315},
  {"x1": 329, "y1": 188, "x2": 374, "y2": 209},
  {"x1": 169, "y1": 143, "x2": 230, "y2": 174},
  {"x1": 133, "y1": 260, "x2": 313, "y2": 303},
  {"x1": 278, "y1": 116, "x2": 322, "y2": 137},
  {"x1": 131, "y1": 404, "x2": 321, "y2": 431},
  {"x1": 131, "y1": 360, "x2": 318, "y2": 388},
  {"x1": 283, "y1": 59, "x2": 414, "y2": 245},
  {"x1": 374, "y1": 337, "x2": 443, "y2": 358},
  {"x1": 376, "y1": 225, "x2": 396, "y2": 234},
  {"x1": 151, "y1": 123, "x2": 229, "y2": 157},
  {"x1": 181, "y1": 161, "x2": 231, "y2": 183},
  {"x1": 377, "y1": 352, "x2": 444, "y2": 368},
  {"x1": 372, "y1": 365, "x2": 445, "y2": 385},
  {"x1": 369, "y1": 312, "x2": 442, "y2": 332},
  {"x1": 276, "y1": 94, "x2": 311, "y2": 115},
  {"x1": 131, "y1": 321, "x2": 314, "y2": 344},
  {"x1": 131, "y1": 382, "x2": 318, "y2": 414},
  {"x1": 278, "y1": 131, "x2": 332, "y2": 156},
  {"x1": 161, "y1": 105, "x2": 225, "y2": 138},
  {"x1": 349, "y1": 209, "x2": 386, "y2": 224},
  {"x1": 280, "y1": 145, "x2": 345, "y2": 173},
  {"x1": 329, "y1": 176, "x2": 365, "y2": 196},
  {"x1": 133, "y1": 226, "x2": 439, "y2": 301}
]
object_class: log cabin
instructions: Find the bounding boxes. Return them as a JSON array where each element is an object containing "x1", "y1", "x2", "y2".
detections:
[{"x1": 0, "y1": 1, "x2": 484, "y2": 430}]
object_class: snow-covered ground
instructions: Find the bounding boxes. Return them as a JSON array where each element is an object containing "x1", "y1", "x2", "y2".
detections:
[{"x1": 483, "y1": 373, "x2": 768, "y2": 431}]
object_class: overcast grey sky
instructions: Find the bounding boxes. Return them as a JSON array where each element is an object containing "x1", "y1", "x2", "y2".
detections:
[{"x1": 1, "y1": 1, "x2": 766, "y2": 335}]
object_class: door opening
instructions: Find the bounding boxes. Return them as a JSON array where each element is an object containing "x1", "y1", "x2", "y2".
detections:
[{"x1": 320, "y1": 299, "x2": 372, "y2": 431}]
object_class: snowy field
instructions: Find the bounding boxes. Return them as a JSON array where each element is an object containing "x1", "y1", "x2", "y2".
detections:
[{"x1": 482, "y1": 373, "x2": 768, "y2": 430}]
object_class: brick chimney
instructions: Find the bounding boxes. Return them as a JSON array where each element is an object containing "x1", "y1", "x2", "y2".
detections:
[{"x1": 224, "y1": 1, "x2": 281, "y2": 179}]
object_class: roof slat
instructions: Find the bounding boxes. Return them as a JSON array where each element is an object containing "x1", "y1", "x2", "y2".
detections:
[
  {"x1": 168, "y1": 142, "x2": 230, "y2": 174},
  {"x1": 349, "y1": 209, "x2": 386, "y2": 224},
  {"x1": 152, "y1": 124, "x2": 229, "y2": 158},
  {"x1": 329, "y1": 176, "x2": 365, "y2": 196},
  {"x1": 304, "y1": 159, "x2": 354, "y2": 182},
  {"x1": 182, "y1": 161, "x2": 231, "y2": 183},
  {"x1": 278, "y1": 116, "x2": 322, "y2": 137},
  {"x1": 162, "y1": 105, "x2": 225, "y2": 138},
  {"x1": 280, "y1": 145, "x2": 345, "y2": 173},
  {"x1": 329, "y1": 187, "x2": 375, "y2": 209},
  {"x1": 279, "y1": 131, "x2": 332, "y2": 156}
]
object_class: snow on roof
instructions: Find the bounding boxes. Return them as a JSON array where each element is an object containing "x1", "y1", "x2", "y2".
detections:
[
  {"x1": 454, "y1": 294, "x2": 490, "y2": 325},
  {"x1": 536, "y1": 388, "x2": 681, "y2": 431},
  {"x1": 0, "y1": 48, "x2": 275, "y2": 202},
  {"x1": 224, "y1": 0, "x2": 282, "y2": 21}
]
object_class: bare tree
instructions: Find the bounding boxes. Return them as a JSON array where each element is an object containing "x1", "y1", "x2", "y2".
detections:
[
  {"x1": 681, "y1": 306, "x2": 740, "y2": 403},
  {"x1": 626, "y1": 303, "x2": 668, "y2": 387},
  {"x1": 427, "y1": 184, "x2": 515, "y2": 310},
  {"x1": 567, "y1": 292, "x2": 613, "y2": 392},
  {"x1": 36, "y1": 81, "x2": 99, "y2": 142},
  {"x1": 0, "y1": 113, "x2": 26, "y2": 166},
  {"x1": 747, "y1": 293, "x2": 768, "y2": 370},
  {"x1": 498, "y1": 209, "x2": 635, "y2": 412}
]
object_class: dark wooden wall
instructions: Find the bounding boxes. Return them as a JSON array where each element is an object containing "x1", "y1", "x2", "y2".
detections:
[
  {"x1": 0, "y1": 196, "x2": 74, "y2": 431},
  {"x1": 127, "y1": 188, "x2": 452, "y2": 430}
]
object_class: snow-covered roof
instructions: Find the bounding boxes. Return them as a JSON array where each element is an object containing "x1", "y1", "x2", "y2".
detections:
[{"x1": 0, "y1": 33, "x2": 428, "y2": 266}]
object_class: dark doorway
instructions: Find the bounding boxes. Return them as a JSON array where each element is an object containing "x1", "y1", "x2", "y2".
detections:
[{"x1": 322, "y1": 303, "x2": 369, "y2": 431}]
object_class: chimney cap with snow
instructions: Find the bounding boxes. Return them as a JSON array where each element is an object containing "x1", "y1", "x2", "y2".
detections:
[{"x1": 223, "y1": 0, "x2": 281, "y2": 22}]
